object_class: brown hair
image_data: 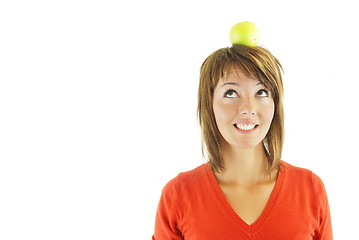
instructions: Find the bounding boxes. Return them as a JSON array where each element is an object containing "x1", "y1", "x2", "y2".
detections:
[{"x1": 197, "y1": 45, "x2": 284, "y2": 174}]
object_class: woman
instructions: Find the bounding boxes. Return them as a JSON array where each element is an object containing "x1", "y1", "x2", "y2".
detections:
[{"x1": 152, "y1": 44, "x2": 333, "y2": 239}]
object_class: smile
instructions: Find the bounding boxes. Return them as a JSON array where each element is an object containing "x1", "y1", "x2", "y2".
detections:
[{"x1": 233, "y1": 123, "x2": 258, "y2": 133}]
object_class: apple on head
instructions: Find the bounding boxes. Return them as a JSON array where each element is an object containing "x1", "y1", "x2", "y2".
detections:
[{"x1": 229, "y1": 21, "x2": 259, "y2": 47}]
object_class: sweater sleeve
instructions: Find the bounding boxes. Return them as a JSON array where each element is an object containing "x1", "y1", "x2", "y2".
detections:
[
  {"x1": 152, "y1": 176, "x2": 184, "y2": 240},
  {"x1": 312, "y1": 173, "x2": 333, "y2": 240}
]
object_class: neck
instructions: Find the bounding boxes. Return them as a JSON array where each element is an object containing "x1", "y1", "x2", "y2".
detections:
[{"x1": 215, "y1": 141, "x2": 275, "y2": 186}]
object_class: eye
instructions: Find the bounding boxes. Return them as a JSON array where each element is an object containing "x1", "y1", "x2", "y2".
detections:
[
  {"x1": 257, "y1": 89, "x2": 269, "y2": 97},
  {"x1": 224, "y1": 89, "x2": 238, "y2": 98}
]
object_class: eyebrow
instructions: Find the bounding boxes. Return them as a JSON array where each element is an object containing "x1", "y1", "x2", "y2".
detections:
[{"x1": 221, "y1": 81, "x2": 263, "y2": 87}]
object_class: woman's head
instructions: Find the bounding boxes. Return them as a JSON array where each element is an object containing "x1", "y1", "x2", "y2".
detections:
[{"x1": 197, "y1": 45, "x2": 284, "y2": 174}]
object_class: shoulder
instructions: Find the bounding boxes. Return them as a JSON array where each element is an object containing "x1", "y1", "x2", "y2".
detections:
[
  {"x1": 279, "y1": 162, "x2": 332, "y2": 237},
  {"x1": 280, "y1": 160, "x2": 327, "y2": 194},
  {"x1": 161, "y1": 163, "x2": 208, "y2": 196}
]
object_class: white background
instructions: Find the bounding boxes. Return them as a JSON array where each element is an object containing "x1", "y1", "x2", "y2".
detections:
[{"x1": 0, "y1": 0, "x2": 358, "y2": 239}]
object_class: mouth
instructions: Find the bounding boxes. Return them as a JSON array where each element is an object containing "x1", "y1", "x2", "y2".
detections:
[{"x1": 233, "y1": 123, "x2": 259, "y2": 132}]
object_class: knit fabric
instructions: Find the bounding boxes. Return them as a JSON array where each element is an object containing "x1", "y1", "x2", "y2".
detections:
[{"x1": 152, "y1": 161, "x2": 332, "y2": 240}]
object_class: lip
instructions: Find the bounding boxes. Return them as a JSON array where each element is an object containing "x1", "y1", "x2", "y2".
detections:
[{"x1": 234, "y1": 120, "x2": 258, "y2": 125}]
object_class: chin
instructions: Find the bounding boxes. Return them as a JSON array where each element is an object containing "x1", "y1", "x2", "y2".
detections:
[
  {"x1": 232, "y1": 141, "x2": 261, "y2": 149},
  {"x1": 220, "y1": 136, "x2": 263, "y2": 150}
]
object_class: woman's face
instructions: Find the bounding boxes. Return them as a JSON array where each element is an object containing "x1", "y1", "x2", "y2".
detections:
[{"x1": 212, "y1": 64, "x2": 275, "y2": 149}]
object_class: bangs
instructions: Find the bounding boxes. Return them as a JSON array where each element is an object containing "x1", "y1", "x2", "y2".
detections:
[{"x1": 206, "y1": 45, "x2": 281, "y2": 102}]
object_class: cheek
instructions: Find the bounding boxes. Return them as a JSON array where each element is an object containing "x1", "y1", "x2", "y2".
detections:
[
  {"x1": 261, "y1": 100, "x2": 275, "y2": 125},
  {"x1": 213, "y1": 101, "x2": 237, "y2": 123}
]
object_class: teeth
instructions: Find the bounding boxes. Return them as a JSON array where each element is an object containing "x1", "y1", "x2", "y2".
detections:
[{"x1": 235, "y1": 124, "x2": 256, "y2": 131}]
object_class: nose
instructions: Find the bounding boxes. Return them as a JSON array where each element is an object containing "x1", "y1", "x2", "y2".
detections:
[{"x1": 238, "y1": 97, "x2": 256, "y2": 115}]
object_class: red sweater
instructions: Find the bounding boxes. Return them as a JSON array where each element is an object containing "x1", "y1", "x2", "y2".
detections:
[{"x1": 152, "y1": 161, "x2": 332, "y2": 240}]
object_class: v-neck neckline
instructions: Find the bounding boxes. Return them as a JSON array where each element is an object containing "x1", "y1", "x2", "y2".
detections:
[{"x1": 204, "y1": 162, "x2": 286, "y2": 234}]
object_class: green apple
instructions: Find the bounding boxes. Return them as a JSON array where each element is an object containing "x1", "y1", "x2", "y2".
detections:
[{"x1": 229, "y1": 21, "x2": 259, "y2": 47}]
